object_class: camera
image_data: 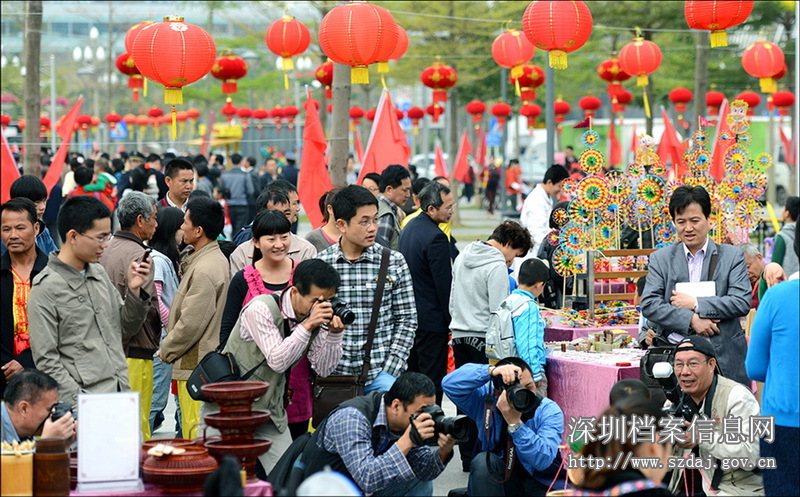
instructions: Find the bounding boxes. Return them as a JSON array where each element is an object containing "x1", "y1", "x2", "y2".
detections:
[
  {"x1": 652, "y1": 362, "x2": 699, "y2": 421},
  {"x1": 51, "y1": 402, "x2": 76, "y2": 422},
  {"x1": 409, "y1": 404, "x2": 470, "y2": 446},
  {"x1": 328, "y1": 297, "x2": 355, "y2": 325},
  {"x1": 492, "y1": 375, "x2": 542, "y2": 414}
]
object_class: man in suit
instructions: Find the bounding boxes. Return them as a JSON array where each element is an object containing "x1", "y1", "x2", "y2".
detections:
[
  {"x1": 641, "y1": 185, "x2": 751, "y2": 387},
  {"x1": 398, "y1": 182, "x2": 455, "y2": 404}
]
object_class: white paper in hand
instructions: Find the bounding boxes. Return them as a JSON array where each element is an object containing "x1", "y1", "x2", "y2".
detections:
[{"x1": 674, "y1": 281, "x2": 716, "y2": 298}]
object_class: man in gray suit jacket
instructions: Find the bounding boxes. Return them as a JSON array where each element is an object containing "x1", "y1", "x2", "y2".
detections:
[{"x1": 641, "y1": 185, "x2": 751, "y2": 387}]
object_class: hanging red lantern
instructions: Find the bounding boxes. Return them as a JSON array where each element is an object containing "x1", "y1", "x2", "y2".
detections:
[
  {"x1": 522, "y1": 0, "x2": 593, "y2": 70},
  {"x1": 130, "y1": 15, "x2": 216, "y2": 139},
  {"x1": 420, "y1": 60, "x2": 458, "y2": 103},
  {"x1": 318, "y1": 2, "x2": 399, "y2": 84},
  {"x1": 326, "y1": 103, "x2": 333, "y2": 114},
  {"x1": 115, "y1": 53, "x2": 144, "y2": 102},
  {"x1": 271, "y1": 106, "x2": 284, "y2": 130},
  {"x1": 0, "y1": 115, "x2": 9, "y2": 129},
  {"x1": 466, "y1": 100, "x2": 486, "y2": 130},
  {"x1": 237, "y1": 107, "x2": 252, "y2": 130},
  {"x1": 16, "y1": 119, "x2": 25, "y2": 132},
  {"x1": 509, "y1": 64, "x2": 545, "y2": 103},
  {"x1": 772, "y1": 91, "x2": 795, "y2": 116},
  {"x1": 389, "y1": 25, "x2": 409, "y2": 63},
  {"x1": 612, "y1": 90, "x2": 632, "y2": 114},
  {"x1": 176, "y1": 111, "x2": 189, "y2": 122},
  {"x1": 123, "y1": 113, "x2": 137, "y2": 126},
  {"x1": 315, "y1": 60, "x2": 334, "y2": 99},
  {"x1": 265, "y1": 14, "x2": 311, "y2": 89},
  {"x1": 426, "y1": 104, "x2": 445, "y2": 124},
  {"x1": 283, "y1": 105, "x2": 299, "y2": 130},
  {"x1": 147, "y1": 106, "x2": 164, "y2": 119},
  {"x1": 706, "y1": 91, "x2": 725, "y2": 116},
  {"x1": 684, "y1": 1, "x2": 754, "y2": 48},
  {"x1": 491, "y1": 103, "x2": 512, "y2": 130},
  {"x1": 578, "y1": 96, "x2": 602, "y2": 118},
  {"x1": 735, "y1": 91, "x2": 761, "y2": 115},
  {"x1": 76, "y1": 114, "x2": 92, "y2": 138},
  {"x1": 772, "y1": 63, "x2": 788, "y2": 81},
  {"x1": 105, "y1": 112, "x2": 122, "y2": 130},
  {"x1": 407, "y1": 106, "x2": 425, "y2": 134},
  {"x1": 252, "y1": 108, "x2": 269, "y2": 131},
  {"x1": 186, "y1": 108, "x2": 200, "y2": 122},
  {"x1": 492, "y1": 29, "x2": 536, "y2": 79},
  {"x1": 741, "y1": 41, "x2": 785, "y2": 94},
  {"x1": 366, "y1": 108, "x2": 377, "y2": 121},
  {"x1": 597, "y1": 57, "x2": 631, "y2": 97},
  {"x1": 221, "y1": 98, "x2": 237, "y2": 124},
  {"x1": 668, "y1": 88, "x2": 693, "y2": 113},
  {"x1": 394, "y1": 108, "x2": 404, "y2": 121},
  {"x1": 125, "y1": 21, "x2": 155, "y2": 52},
  {"x1": 520, "y1": 103, "x2": 542, "y2": 131},
  {"x1": 349, "y1": 106, "x2": 365, "y2": 126},
  {"x1": 554, "y1": 99, "x2": 571, "y2": 123},
  {"x1": 618, "y1": 36, "x2": 662, "y2": 87},
  {"x1": 39, "y1": 116, "x2": 51, "y2": 135},
  {"x1": 211, "y1": 52, "x2": 248, "y2": 94}
]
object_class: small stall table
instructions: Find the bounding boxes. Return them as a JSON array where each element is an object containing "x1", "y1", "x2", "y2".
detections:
[
  {"x1": 70, "y1": 480, "x2": 272, "y2": 496},
  {"x1": 544, "y1": 324, "x2": 640, "y2": 342}
]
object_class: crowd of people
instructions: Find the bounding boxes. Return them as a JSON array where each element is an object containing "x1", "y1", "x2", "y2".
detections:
[{"x1": 1, "y1": 147, "x2": 797, "y2": 497}]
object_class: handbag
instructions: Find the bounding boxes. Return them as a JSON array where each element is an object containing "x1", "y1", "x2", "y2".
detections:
[{"x1": 311, "y1": 247, "x2": 391, "y2": 428}]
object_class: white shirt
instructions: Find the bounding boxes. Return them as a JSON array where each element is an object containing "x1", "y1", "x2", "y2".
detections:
[{"x1": 519, "y1": 184, "x2": 553, "y2": 256}]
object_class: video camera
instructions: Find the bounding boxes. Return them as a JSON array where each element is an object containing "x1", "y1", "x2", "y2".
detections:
[
  {"x1": 652, "y1": 362, "x2": 699, "y2": 422},
  {"x1": 409, "y1": 405, "x2": 470, "y2": 446},
  {"x1": 492, "y1": 373, "x2": 542, "y2": 414}
]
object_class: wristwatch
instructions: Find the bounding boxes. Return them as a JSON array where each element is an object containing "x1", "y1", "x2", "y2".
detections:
[{"x1": 507, "y1": 421, "x2": 523, "y2": 433}]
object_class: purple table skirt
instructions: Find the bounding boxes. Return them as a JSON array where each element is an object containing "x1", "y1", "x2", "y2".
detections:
[
  {"x1": 544, "y1": 325, "x2": 640, "y2": 342},
  {"x1": 71, "y1": 479, "x2": 272, "y2": 496}
]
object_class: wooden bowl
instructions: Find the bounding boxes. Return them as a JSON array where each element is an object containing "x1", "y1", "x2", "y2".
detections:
[
  {"x1": 200, "y1": 381, "x2": 269, "y2": 408},
  {"x1": 142, "y1": 446, "x2": 218, "y2": 493}
]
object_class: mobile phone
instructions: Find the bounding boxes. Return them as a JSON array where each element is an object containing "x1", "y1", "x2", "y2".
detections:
[{"x1": 141, "y1": 247, "x2": 153, "y2": 262}]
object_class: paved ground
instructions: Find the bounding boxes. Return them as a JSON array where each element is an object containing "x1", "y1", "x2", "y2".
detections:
[{"x1": 152, "y1": 199, "x2": 510, "y2": 494}]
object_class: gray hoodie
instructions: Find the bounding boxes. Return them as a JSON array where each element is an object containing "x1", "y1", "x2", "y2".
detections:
[{"x1": 449, "y1": 241, "x2": 511, "y2": 339}]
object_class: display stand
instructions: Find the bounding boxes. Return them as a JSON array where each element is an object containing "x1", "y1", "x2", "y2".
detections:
[{"x1": 584, "y1": 248, "x2": 656, "y2": 320}]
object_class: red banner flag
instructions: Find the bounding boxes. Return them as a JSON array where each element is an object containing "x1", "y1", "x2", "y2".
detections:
[
  {"x1": 608, "y1": 116, "x2": 621, "y2": 167},
  {"x1": 630, "y1": 123, "x2": 638, "y2": 155},
  {"x1": 357, "y1": 89, "x2": 411, "y2": 183},
  {"x1": 699, "y1": 116, "x2": 714, "y2": 127},
  {"x1": 709, "y1": 98, "x2": 731, "y2": 181},
  {"x1": 572, "y1": 117, "x2": 591, "y2": 129},
  {"x1": 354, "y1": 127, "x2": 364, "y2": 165},
  {"x1": 453, "y1": 130, "x2": 473, "y2": 183},
  {"x1": 43, "y1": 97, "x2": 83, "y2": 194},
  {"x1": 780, "y1": 127, "x2": 796, "y2": 167},
  {"x1": 298, "y1": 90, "x2": 332, "y2": 229},
  {"x1": 657, "y1": 107, "x2": 687, "y2": 178},
  {"x1": 433, "y1": 143, "x2": 449, "y2": 179},
  {"x1": 1, "y1": 128, "x2": 20, "y2": 203},
  {"x1": 474, "y1": 127, "x2": 487, "y2": 167}
]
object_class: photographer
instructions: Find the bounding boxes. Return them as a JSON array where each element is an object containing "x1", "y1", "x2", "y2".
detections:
[
  {"x1": 1, "y1": 370, "x2": 76, "y2": 444},
  {"x1": 667, "y1": 336, "x2": 763, "y2": 496},
  {"x1": 285, "y1": 372, "x2": 456, "y2": 496},
  {"x1": 442, "y1": 357, "x2": 565, "y2": 496}
]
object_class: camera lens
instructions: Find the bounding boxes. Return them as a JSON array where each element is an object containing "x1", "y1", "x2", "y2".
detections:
[
  {"x1": 506, "y1": 385, "x2": 536, "y2": 412},
  {"x1": 437, "y1": 415, "x2": 470, "y2": 441},
  {"x1": 329, "y1": 297, "x2": 356, "y2": 325}
]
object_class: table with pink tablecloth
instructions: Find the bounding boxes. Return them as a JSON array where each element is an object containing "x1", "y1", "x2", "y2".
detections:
[
  {"x1": 71, "y1": 479, "x2": 272, "y2": 496},
  {"x1": 545, "y1": 353, "x2": 640, "y2": 442},
  {"x1": 544, "y1": 325, "x2": 640, "y2": 342}
]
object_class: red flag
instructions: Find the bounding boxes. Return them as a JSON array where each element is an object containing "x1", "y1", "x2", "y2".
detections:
[
  {"x1": 657, "y1": 107, "x2": 687, "y2": 178},
  {"x1": 780, "y1": 127, "x2": 796, "y2": 167},
  {"x1": 453, "y1": 130, "x2": 473, "y2": 182},
  {"x1": 709, "y1": 98, "x2": 731, "y2": 180},
  {"x1": 298, "y1": 90, "x2": 332, "y2": 229},
  {"x1": 43, "y1": 97, "x2": 83, "y2": 194},
  {"x1": 699, "y1": 116, "x2": 714, "y2": 127},
  {"x1": 1, "y1": 128, "x2": 20, "y2": 203},
  {"x1": 357, "y1": 89, "x2": 411, "y2": 183},
  {"x1": 433, "y1": 143, "x2": 449, "y2": 179},
  {"x1": 200, "y1": 110, "x2": 215, "y2": 157},
  {"x1": 608, "y1": 116, "x2": 621, "y2": 167},
  {"x1": 572, "y1": 117, "x2": 591, "y2": 128},
  {"x1": 354, "y1": 128, "x2": 364, "y2": 165},
  {"x1": 630, "y1": 123, "x2": 638, "y2": 154},
  {"x1": 474, "y1": 128, "x2": 487, "y2": 167}
]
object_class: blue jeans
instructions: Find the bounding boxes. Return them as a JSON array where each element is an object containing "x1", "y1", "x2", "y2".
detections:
[
  {"x1": 364, "y1": 372, "x2": 397, "y2": 394},
  {"x1": 149, "y1": 330, "x2": 172, "y2": 433},
  {"x1": 376, "y1": 477, "x2": 433, "y2": 497}
]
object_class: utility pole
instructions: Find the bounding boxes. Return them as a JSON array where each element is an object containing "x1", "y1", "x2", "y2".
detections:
[
  {"x1": 329, "y1": 62, "x2": 351, "y2": 187},
  {"x1": 691, "y1": 31, "x2": 709, "y2": 137},
  {"x1": 23, "y1": 1, "x2": 43, "y2": 175}
]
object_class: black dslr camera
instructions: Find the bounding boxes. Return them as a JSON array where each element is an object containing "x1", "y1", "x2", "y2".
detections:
[
  {"x1": 651, "y1": 362, "x2": 699, "y2": 421},
  {"x1": 409, "y1": 405, "x2": 470, "y2": 446},
  {"x1": 328, "y1": 297, "x2": 355, "y2": 325},
  {"x1": 492, "y1": 374, "x2": 542, "y2": 414},
  {"x1": 51, "y1": 402, "x2": 76, "y2": 421}
]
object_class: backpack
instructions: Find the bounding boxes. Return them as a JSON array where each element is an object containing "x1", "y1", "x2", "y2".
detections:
[{"x1": 485, "y1": 293, "x2": 532, "y2": 363}]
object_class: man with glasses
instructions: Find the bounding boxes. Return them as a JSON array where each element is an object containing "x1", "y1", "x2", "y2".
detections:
[
  {"x1": 28, "y1": 196, "x2": 152, "y2": 409},
  {"x1": 398, "y1": 182, "x2": 455, "y2": 404},
  {"x1": 668, "y1": 336, "x2": 763, "y2": 496},
  {"x1": 315, "y1": 185, "x2": 417, "y2": 393}
]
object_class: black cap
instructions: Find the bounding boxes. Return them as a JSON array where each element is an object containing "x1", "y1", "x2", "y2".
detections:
[
  {"x1": 129, "y1": 152, "x2": 146, "y2": 163},
  {"x1": 675, "y1": 336, "x2": 716, "y2": 359}
]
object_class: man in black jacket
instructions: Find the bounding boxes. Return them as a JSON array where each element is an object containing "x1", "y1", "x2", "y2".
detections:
[{"x1": 398, "y1": 182, "x2": 455, "y2": 404}]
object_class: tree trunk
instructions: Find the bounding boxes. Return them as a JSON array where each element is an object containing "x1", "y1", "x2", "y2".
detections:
[
  {"x1": 691, "y1": 31, "x2": 709, "y2": 137},
  {"x1": 329, "y1": 63, "x2": 351, "y2": 187},
  {"x1": 23, "y1": 1, "x2": 42, "y2": 176},
  {"x1": 643, "y1": 32, "x2": 655, "y2": 137}
]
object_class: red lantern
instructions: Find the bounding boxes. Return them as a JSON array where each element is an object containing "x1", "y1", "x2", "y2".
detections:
[
  {"x1": 706, "y1": 91, "x2": 725, "y2": 116},
  {"x1": 491, "y1": 103, "x2": 512, "y2": 130},
  {"x1": 407, "y1": 106, "x2": 424, "y2": 134},
  {"x1": 16, "y1": 119, "x2": 25, "y2": 132},
  {"x1": 366, "y1": 108, "x2": 377, "y2": 121},
  {"x1": 466, "y1": 100, "x2": 486, "y2": 130},
  {"x1": 252, "y1": 108, "x2": 269, "y2": 131},
  {"x1": 684, "y1": 1, "x2": 754, "y2": 48},
  {"x1": 130, "y1": 15, "x2": 216, "y2": 140},
  {"x1": 76, "y1": 114, "x2": 92, "y2": 138},
  {"x1": 105, "y1": 112, "x2": 122, "y2": 130},
  {"x1": 520, "y1": 103, "x2": 542, "y2": 131},
  {"x1": 741, "y1": 41, "x2": 785, "y2": 94},
  {"x1": 349, "y1": 106, "x2": 365, "y2": 125},
  {"x1": 39, "y1": 116, "x2": 51, "y2": 135},
  {"x1": 522, "y1": 0, "x2": 593, "y2": 69},
  {"x1": 125, "y1": 21, "x2": 155, "y2": 52},
  {"x1": 492, "y1": 29, "x2": 536, "y2": 79},
  {"x1": 554, "y1": 99, "x2": 571, "y2": 123},
  {"x1": 315, "y1": 60, "x2": 334, "y2": 99},
  {"x1": 597, "y1": 58, "x2": 631, "y2": 97},
  {"x1": 394, "y1": 108, "x2": 404, "y2": 121},
  {"x1": 669, "y1": 88, "x2": 693, "y2": 113},
  {"x1": 115, "y1": 53, "x2": 144, "y2": 102},
  {"x1": 237, "y1": 107, "x2": 252, "y2": 130},
  {"x1": 318, "y1": 2, "x2": 399, "y2": 84},
  {"x1": 772, "y1": 63, "x2": 788, "y2": 81},
  {"x1": 211, "y1": 52, "x2": 248, "y2": 94},
  {"x1": 272, "y1": 106, "x2": 285, "y2": 130},
  {"x1": 735, "y1": 91, "x2": 761, "y2": 115},
  {"x1": 509, "y1": 64, "x2": 545, "y2": 103},
  {"x1": 147, "y1": 106, "x2": 164, "y2": 119},
  {"x1": 0, "y1": 115, "x2": 9, "y2": 129},
  {"x1": 123, "y1": 114, "x2": 137, "y2": 126},
  {"x1": 326, "y1": 103, "x2": 333, "y2": 114},
  {"x1": 221, "y1": 98, "x2": 237, "y2": 123},
  {"x1": 283, "y1": 105, "x2": 299, "y2": 130},
  {"x1": 186, "y1": 108, "x2": 200, "y2": 121},
  {"x1": 578, "y1": 96, "x2": 602, "y2": 118},
  {"x1": 176, "y1": 111, "x2": 189, "y2": 122},
  {"x1": 420, "y1": 61, "x2": 458, "y2": 103},
  {"x1": 389, "y1": 25, "x2": 409, "y2": 62},
  {"x1": 772, "y1": 91, "x2": 795, "y2": 116},
  {"x1": 426, "y1": 104, "x2": 444, "y2": 124},
  {"x1": 618, "y1": 37, "x2": 662, "y2": 87},
  {"x1": 265, "y1": 14, "x2": 310, "y2": 71},
  {"x1": 612, "y1": 90, "x2": 632, "y2": 113}
]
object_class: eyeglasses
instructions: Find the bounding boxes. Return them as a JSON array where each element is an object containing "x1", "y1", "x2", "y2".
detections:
[
  {"x1": 673, "y1": 359, "x2": 708, "y2": 372},
  {"x1": 353, "y1": 218, "x2": 380, "y2": 228},
  {"x1": 78, "y1": 232, "x2": 113, "y2": 244}
]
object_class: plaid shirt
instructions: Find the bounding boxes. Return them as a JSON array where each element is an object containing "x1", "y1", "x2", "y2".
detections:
[
  {"x1": 315, "y1": 243, "x2": 417, "y2": 382},
  {"x1": 376, "y1": 195, "x2": 400, "y2": 248},
  {"x1": 318, "y1": 394, "x2": 446, "y2": 494}
]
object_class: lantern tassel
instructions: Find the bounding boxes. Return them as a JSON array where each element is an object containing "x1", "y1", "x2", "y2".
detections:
[
  {"x1": 133, "y1": 89, "x2": 139, "y2": 103},
  {"x1": 381, "y1": 74, "x2": 387, "y2": 90},
  {"x1": 143, "y1": 78, "x2": 148, "y2": 97},
  {"x1": 378, "y1": 61, "x2": 390, "y2": 74},
  {"x1": 514, "y1": 78, "x2": 521, "y2": 98},
  {"x1": 709, "y1": 30, "x2": 727, "y2": 48},
  {"x1": 284, "y1": 72, "x2": 289, "y2": 91},
  {"x1": 351, "y1": 66, "x2": 370, "y2": 85},
  {"x1": 171, "y1": 106, "x2": 177, "y2": 141},
  {"x1": 643, "y1": 90, "x2": 651, "y2": 119},
  {"x1": 510, "y1": 65, "x2": 524, "y2": 80},
  {"x1": 281, "y1": 57, "x2": 294, "y2": 71},
  {"x1": 164, "y1": 87, "x2": 183, "y2": 105},
  {"x1": 413, "y1": 126, "x2": 419, "y2": 136},
  {"x1": 222, "y1": 81, "x2": 237, "y2": 94},
  {"x1": 637, "y1": 75, "x2": 649, "y2": 87},
  {"x1": 549, "y1": 50, "x2": 568, "y2": 70},
  {"x1": 759, "y1": 78, "x2": 777, "y2": 94}
]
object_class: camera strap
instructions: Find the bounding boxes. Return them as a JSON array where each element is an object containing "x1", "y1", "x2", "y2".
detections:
[
  {"x1": 359, "y1": 247, "x2": 391, "y2": 386},
  {"x1": 484, "y1": 394, "x2": 515, "y2": 484},
  {"x1": 701, "y1": 375, "x2": 725, "y2": 492}
]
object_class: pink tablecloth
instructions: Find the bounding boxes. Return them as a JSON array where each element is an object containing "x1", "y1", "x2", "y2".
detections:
[
  {"x1": 71, "y1": 479, "x2": 272, "y2": 496},
  {"x1": 546, "y1": 355, "x2": 640, "y2": 442},
  {"x1": 544, "y1": 325, "x2": 639, "y2": 342}
]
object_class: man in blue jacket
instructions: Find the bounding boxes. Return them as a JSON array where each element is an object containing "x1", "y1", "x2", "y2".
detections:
[{"x1": 442, "y1": 357, "x2": 565, "y2": 496}]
